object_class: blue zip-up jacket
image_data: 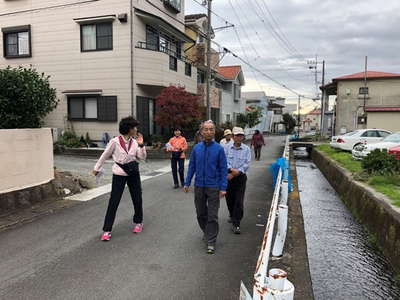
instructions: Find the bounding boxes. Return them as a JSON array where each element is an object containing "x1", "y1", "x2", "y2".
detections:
[{"x1": 184, "y1": 140, "x2": 228, "y2": 191}]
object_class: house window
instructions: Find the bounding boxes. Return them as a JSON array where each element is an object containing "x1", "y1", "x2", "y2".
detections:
[
  {"x1": 233, "y1": 84, "x2": 241, "y2": 100},
  {"x1": 226, "y1": 114, "x2": 231, "y2": 122},
  {"x1": 197, "y1": 71, "x2": 205, "y2": 84},
  {"x1": 81, "y1": 22, "x2": 113, "y2": 52},
  {"x1": 211, "y1": 108, "x2": 220, "y2": 125},
  {"x1": 359, "y1": 87, "x2": 369, "y2": 95},
  {"x1": 169, "y1": 56, "x2": 177, "y2": 71},
  {"x1": 164, "y1": 0, "x2": 182, "y2": 12},
  {"x1": 2, "y1": 25, "x2": 31, "y2": 58},
  {"x1": 68, "y1": 96, "x2": 117, "y2": 121},
  {"x1": 145, "y1": 25, "x2": 181, "y2": 58},
  {"x1": 146, "y1": 25, "x2": 159, "y2": 50},
  {"x1": 185, "y1": 63, "x2": 192, "y2": 76}
]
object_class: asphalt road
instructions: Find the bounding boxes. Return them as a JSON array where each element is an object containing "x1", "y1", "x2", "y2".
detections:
[{"x1": 0, "y1": 136, "x2": 285, "y2": 300}]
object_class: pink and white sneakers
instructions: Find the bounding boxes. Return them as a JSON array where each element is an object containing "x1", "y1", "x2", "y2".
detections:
[
  {"x1": 100, "y1": 231, "x2": 111, "y2": 241},
  {"x1": 132, "y1": 223, "x2": 143, "y2": 233}
]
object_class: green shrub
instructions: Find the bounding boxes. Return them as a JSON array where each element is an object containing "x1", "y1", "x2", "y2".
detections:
[
  {"x1": 0, "y1": 66, "x2": 58, "y2": 128},
  {"x1": 57, "y1": 131, "x2": 83, "y2": 148},
  {"x1": 362, "y1": 149, "x2": 400, "y2": 175}
]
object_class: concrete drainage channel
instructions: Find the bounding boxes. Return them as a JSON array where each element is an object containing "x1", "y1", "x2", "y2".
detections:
[{"x1": 296, "y1": 156, "x2": 400, "y2": 299}]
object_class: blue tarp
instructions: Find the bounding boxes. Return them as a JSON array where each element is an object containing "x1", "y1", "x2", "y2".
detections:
[{"x1": 269, "y1": 157, "x2": 292, "y2": 192}]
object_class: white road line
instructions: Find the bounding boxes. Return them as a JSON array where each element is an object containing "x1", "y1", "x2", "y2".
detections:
[{"x1": 65, "y1": 184, "x2": 112, "y2": 202}]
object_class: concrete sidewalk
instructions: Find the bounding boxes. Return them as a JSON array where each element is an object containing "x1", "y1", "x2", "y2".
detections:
[{"x1": 0, "y1": 136, "x2": 286, "y2": 300}]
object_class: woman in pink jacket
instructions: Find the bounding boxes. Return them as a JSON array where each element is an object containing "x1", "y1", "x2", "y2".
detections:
[{"x1": 93, "y1": 116, "x2": 146, "y2": 241}]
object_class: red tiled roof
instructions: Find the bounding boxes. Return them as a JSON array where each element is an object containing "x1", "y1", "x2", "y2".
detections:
[
  {"x1": 217, "y1": 65, "x2": 241, "y2": 80},
  {"x1": 333, "y1": 71, "x2": 400, "y2": 81},
  {"x1": 308, "y1": 109, "x2": 321, "y2": 115},
  {"x1": 365, "y1": 107, "x2": 400, "y2": 112}
]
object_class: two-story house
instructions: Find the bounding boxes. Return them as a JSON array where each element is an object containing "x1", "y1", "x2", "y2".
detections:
[
  {"x1": 0, "y1": 0, "x2": 198, "y2": 140},
  {"x1": 217, "y1": 65, "x2": 245, "y2": 125},
  {"x1": 322, "y1": 71, "x2": 400, "y2": 134}
]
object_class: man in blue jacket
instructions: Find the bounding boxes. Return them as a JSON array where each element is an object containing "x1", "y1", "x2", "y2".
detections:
[{"x1": 184, "y1": 120, "x2": 228, "y2": 254}]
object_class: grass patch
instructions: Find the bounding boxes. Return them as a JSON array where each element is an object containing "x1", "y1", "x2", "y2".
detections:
[
  {"x1": 317, "y1": 144, "x2": 362, "y2": 173},
  {"x1": 369, "y1": 175, "x2": 400, "y2": 206},
  {"x1": 316, "y1": 144, "x2": 400, "y2": 207}
]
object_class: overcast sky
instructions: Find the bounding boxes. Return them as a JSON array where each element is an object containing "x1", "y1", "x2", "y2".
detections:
[{"x1": 185, "y1": 0, "x2": 400, "y2": 111}]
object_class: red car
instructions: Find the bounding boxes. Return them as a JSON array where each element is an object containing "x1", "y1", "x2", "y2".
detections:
[{"x1": 389, "y1": 146, "x2": 400, "y2": 160}]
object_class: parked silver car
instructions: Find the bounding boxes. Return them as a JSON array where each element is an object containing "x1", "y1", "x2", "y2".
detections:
[{"x1": 352, "y1": 132, "x2": 400, "y2": 160}]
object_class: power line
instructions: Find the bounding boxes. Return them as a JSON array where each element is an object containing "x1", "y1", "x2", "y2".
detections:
[
  {"x1": 157, "y1": 0, "x2": 312, "y2": 97},
  {"x1": 227, "y1": 0, "x2": 261, "y2": 60},
  {"x1": 232, "y1": 28, "x2": 264, "y2": 91},
  {"x1": 190, "y1": 0, "x2": 234, "y2": 27},
  {"x1": 249, "y1": 0, "x2": 297, "y2": 57},
  {"x1": 258, "y1": 0, "x2": 304, "y2": 58},
  {"x1": 234, "y1": 0, "x2": 309, "y2": 83},
  {"x1": 188, "y1": 0, "x2": 312, "y2": 88}
]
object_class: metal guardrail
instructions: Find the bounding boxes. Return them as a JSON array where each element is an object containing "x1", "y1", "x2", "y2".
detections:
[{"x1": 240, "y1": 136, "x2": 294, "y2": 300}]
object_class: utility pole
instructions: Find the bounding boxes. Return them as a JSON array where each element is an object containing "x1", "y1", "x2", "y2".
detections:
[
  {"x1": 205, "y1": 0, "x2": 212, "y2": 120},
  {"x1": 297, "y1": 95, "x2": 301, "y2": 134},
  {"x1": 320, "y1": 60, "x2": 326, "y2": 136},
  {"x1": 363, "y1": 56, "x2": 368, "y2": 113}
]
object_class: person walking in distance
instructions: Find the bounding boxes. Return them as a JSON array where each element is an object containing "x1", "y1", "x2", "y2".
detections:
[
  {"x1": 184, "y1": 120, "x2": 228, "y2": 254},
  {"x1": 219, "y1": 129, "x2": 233, "y2": 148},
  {"x1": 93, "y1": 116, "x2": 146, "y2": 241},
  {"x1": 225, "y1": 127, "x2": 252, "y2": 234},
  {"x1": 251, "y1": 130, "x2": 265, "y2": 161},
  {"x1": 166, "y1": 128, "x2": 188, "y2": 189}
]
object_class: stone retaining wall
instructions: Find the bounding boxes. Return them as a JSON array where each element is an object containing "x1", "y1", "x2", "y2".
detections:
[{"x1": 312, "y1": 149, "x2": 400, "y2": 272}]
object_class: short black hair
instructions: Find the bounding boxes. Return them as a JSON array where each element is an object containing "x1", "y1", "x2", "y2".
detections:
[
  {"x1": 255, "y1": 130, "x2": 260, "y2": 134},
  {"x1": 119, "y1": 116, "x2": 139, "y2": 135}
]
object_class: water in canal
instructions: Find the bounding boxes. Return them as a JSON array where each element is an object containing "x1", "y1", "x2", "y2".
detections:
[{"x1": 296, "y1": 159, "x2": 400, "y2": 300}]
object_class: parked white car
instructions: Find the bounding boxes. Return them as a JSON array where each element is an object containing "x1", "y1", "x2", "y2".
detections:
[
  {"x1": 330, "y1": 129, "x2": 392, "y2": 151},
  {"x1": 352, "y1": 132, "x2": 400, "y2": 160}
]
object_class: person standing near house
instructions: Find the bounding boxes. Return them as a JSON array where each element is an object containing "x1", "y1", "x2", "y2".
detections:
[
  {"x1": 219, "y1": 129, "x2": 234, "y2": 147},
  {"x1": 93, "y1": 116, "x2": 146, "y2": 241},
  {"x1": 184, "y1": 120, "x2": 228, "y2": 254},
  {"x1": 251, "y1": 130, "x2": 265, "y2": 161},
  {"x1": 225, "y1": 127, "x2": 252, "y2": 234},
  {"x1": 166, "y1": 128, "x2": 188, "y2": 189}
]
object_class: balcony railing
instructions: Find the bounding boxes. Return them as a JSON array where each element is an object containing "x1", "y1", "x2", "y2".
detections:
[{"x1": 136, "y1": 41, "x2": 194, "y2": 65}]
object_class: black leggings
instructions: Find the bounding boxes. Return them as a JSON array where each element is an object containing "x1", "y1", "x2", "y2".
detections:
[
  {"x1": 254, "y1": 146, "x2": 262, "y2": 160},
  {"x1": 171, "y1": 158, "x2": 185, "y2": 185},
  {"x1": 103, "y1": 173, "x2": 143, "y2": 232}
]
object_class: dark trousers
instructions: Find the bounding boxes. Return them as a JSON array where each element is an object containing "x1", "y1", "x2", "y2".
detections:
[
  {"x1": 103, "y1": 173, "x2": 143, "y2": 232},
  {"x1": 171, "y1": 158, "x2": 185, "y2": 185},
  {"x1": 226, "y1": 174, "x2": 247, "y2": 227},
  {"x1": 194, "y1": 187, "x2": 220, "y2": 246},
  {"x1": 254, "y1": 146, "x2": 262, "y2": 160}
]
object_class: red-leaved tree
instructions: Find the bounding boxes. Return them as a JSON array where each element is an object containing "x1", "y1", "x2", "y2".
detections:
[{"x1": 155, "y1": 86, "x2": 200, "y2": 129}]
